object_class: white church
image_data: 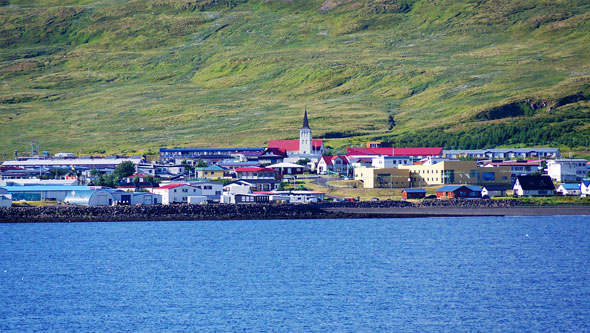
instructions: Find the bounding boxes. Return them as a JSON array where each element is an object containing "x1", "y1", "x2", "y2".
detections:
[{"x1": 267, "y1": 108, "x2": 325, "y2": 163}]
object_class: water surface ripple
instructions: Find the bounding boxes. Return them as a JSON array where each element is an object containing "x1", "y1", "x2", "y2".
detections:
[{"x1": 1, "y1": 216, "x2": 589, "y2": 331}]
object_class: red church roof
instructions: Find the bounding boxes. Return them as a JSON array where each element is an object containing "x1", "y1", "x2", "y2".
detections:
[
  {"x1": 346, "y1": 147, "x2": 442, "y2": 157},
  {"x1": 268, "y1": 140, "x2": 323, "y2": 152}
]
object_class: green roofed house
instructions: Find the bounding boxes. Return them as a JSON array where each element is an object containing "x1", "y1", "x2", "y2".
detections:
[
  {"x1": 64, "y1": 190, "x2": 114, "y2": 206},
  {"x1": 195, "y1": 165, "x2": 226, "y2": 180}
]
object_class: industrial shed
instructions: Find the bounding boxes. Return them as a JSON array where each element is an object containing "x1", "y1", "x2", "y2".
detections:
[{"x1": 64, "y1": 190, "x2": 114, "y2": 206}]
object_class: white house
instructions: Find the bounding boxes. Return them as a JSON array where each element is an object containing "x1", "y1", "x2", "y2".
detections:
[
  {"x1": 152, "y1": 184, "x2": 202, "y2": 204},
  {"x1": 222, "y1": 182, "x2": 253, "y2": 204},
  {"x1": 371, "y1": 156, "x2": 413, "y2": 169},
  {"x1": 546, "y1": 159, "x2": 588, "y2": 182},
  {"x1": 513, "y1": 175, "x2": 555, "y2": 197},
  {"x1": 555, "y1": 183, "x2": 581, "y2": 196},
  {"x1": 316, "y1": 156, "x2": 350, "y2": 175},
  {"x1": 581, "y1": 180, "x2": 590, "y2": 197},
  {"x1": 481, "y1": 185, "x2": 507, "y2": 198}
]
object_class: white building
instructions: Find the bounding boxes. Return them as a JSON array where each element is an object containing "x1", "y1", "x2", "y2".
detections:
[
  {"x1": 546, "y1": 159, "x2": 588, "y2": 182},
  {"x1": 2, "y1": 185, "x2": 92, "y2": 201},
  {"x1": 64, "y1": 190, "x2": 115, "y2": 206},
  {"x1": 581, "y1": 180, "x2": 590, "y2": 197},
  {"x1": 0, "y1": 194, "x2": 12, "y2": 207},
  {"x1": 152, "y1": 184, "x2": 202, "y2": 205},
  {"x1": 371, "y1": 156, "x2": 413, "y2": 169},
  {"x1": 555, "y1": 183, "x2": 581, "y2": 196},
  {"x1": 299, "y1": 109, "x2": 313, "y2": 155},
  {"x1": 268, "y1": 109, "x2": 325, "y2": 163},
  {"x1": 184, "y1": 181, "x2": 223, "y2": 202},
  {"x1": 109, "y1": 191, "x2": 162, "y2": 205},
  {"x1": 513, "y1": 175, "x2": 555, "y2": 197},
  {"x1": 443, "y1": 148, "x2": 560, "y2": 159},
  {"x1": 0, "y1": 179, "x2": 79, "y2": 187}
]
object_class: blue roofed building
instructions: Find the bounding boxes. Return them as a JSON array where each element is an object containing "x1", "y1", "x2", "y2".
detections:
[
  {"x1": 401, "y1": 188, "x2": 427, "y2": 199},
  {"x1": 2, "y1": 185, "x2": 91, "y2": 201},
  {"x1": 436, "y1": 185, "x2": 482, "y2": 199},
  {"x1": 555, "y1": 183, "x2": 581, "y2": 196}
]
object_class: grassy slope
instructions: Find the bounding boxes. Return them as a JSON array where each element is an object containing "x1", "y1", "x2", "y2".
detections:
[{"x1": 0, "y1": 0, "x2": 589, "y2": 157}]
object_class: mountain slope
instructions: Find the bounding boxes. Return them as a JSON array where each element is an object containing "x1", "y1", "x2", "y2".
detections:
[{"x1": 0, "y1": 0, "x2": 589, "y2": 156}]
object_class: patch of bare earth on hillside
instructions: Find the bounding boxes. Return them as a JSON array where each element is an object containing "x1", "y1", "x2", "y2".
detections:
[{"x1": 319, "y1": 0, "x2": 345, "y2": 13}]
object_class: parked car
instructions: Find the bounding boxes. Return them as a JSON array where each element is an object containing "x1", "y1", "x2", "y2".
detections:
[{"x1": 370, "y1": 198, "x2": 380, "y2": 202}]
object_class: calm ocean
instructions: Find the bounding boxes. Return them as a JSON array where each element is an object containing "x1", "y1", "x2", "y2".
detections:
[{"x1": 1, "y1": 216, "x2": 589, "y2": 331}]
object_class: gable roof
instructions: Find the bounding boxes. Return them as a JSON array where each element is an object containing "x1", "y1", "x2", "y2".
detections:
[
  {"x1": 402, "y1": 189, "x2": 427, "y2": 193},
  {"x1": 436, "y1": 185, "x2": 482, "y2": 193},
  {"x1": 515, "y1": 175, "x2": 555, "y2": 191},
  {"x1": 268, "y1": 140, "x2": 323, "y2": 152},
  {"x1": 261, "y1": 147, "x2": 288, "y2": 157},
  {"x1": 320, "y1": 155, "x2": 349, "y2": 166},
  {"x1": 558, "y1": 183, "x2": 581, "y2": 190},
  {"x1": 196, "y1": 165, "x2": 226, "y2": 171}
]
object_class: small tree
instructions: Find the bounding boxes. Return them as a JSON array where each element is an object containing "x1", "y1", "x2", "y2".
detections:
[
  {"x1": 113, "y1": 161, "x2": 136, "y2": 180},
  {"x1": 196, "y1": 158, "x2": 207, "y2": 168},
  {"x1": 296, "y1": 158, "x2": 310, "y2": 166}
]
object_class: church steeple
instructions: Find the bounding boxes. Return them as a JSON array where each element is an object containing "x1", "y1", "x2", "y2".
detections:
[
  {"x1": 301, "y1": 106, "x2": 310, "y2": 129},
  {"x1": 299, "y1": 106, "x2": 313, "y2": 155}
]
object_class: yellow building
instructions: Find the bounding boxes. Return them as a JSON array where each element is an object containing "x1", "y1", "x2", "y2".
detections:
[
  {"x1": 354, "y1": 167, "x2": 410, "y2": 189},
  {"x1": 195, "y1": 165, "x2": 226, "y2": 179},
  {"x1": 399, "y1": 161, "x2": 511, "y2": 187}
]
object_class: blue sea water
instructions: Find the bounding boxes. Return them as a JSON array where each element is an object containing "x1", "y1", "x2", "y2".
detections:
[{"x1": 1, "y1": 216, "x2": 589, "y2": 332}]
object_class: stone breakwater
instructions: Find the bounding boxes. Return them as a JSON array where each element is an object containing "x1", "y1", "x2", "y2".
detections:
[{"x1": 0, "y1": 199, "x2": 524, "y2": 223}]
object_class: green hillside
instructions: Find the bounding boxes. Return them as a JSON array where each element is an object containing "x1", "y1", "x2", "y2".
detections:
[{"x1": 1, "y1": 0, "x2": 589, "y2": 157}]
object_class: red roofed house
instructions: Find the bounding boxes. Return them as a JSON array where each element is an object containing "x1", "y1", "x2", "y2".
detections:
[
  {"x1": 152, "y1": 184, "x2": 202, "y2": 204},
  {"x1": 316, "y1": 156, "x2": 350, "y2": 175},
  {"x1": 346, "y1": 147, "x2": 443, "y2": 159},
  {"x1": 121, "y1": 173, "x2": 152, "y2": 184},
  {"x1": 236, "y1": 167, "x2": 281, "y2": 180}
]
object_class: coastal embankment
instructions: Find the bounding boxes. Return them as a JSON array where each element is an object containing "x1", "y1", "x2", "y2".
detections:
[{"x1": 0, "y1": 199, "x2": 588, "y2": 223}]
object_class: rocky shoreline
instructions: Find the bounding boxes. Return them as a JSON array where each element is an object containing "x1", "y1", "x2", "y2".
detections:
[{"x1": 0, "y1": 199, "x2": 565, "y2": 223}]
